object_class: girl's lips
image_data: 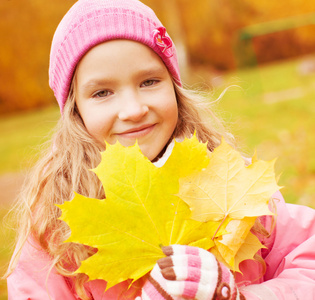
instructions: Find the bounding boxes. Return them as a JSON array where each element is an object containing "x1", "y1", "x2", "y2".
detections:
[{"x1": 116, "y1": 124, "x2": 156, "y2": 139}]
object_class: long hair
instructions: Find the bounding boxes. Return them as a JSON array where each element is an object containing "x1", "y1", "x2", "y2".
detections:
[
  {"x1": 5, "y1": 80, "x2": 235, "y2": 299},
  {"x1": 173, "y1": 83, "x2": 234, "y2": 150}
]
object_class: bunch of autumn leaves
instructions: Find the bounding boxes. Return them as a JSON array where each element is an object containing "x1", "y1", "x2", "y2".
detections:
[{"x1": 58, "y1": 136, "x2": 280, "y2": 289}]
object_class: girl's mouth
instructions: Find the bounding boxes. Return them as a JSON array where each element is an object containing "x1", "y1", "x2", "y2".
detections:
[{"x1": 116, "y1": 124, "x2": 156, "y2": 139}]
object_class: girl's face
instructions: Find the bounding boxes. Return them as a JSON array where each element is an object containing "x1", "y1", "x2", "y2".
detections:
[{"x1": 75, "y1": 40, "x2": 178, "y2": 161}]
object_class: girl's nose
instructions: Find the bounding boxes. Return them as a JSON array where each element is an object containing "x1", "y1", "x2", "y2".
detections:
[{"x1": 118, "y1": 94, "x2": 149, "y2": 122}]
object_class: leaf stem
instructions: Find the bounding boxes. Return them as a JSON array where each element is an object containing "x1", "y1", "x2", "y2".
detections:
[{"x1": 212, "y1": 214, "x2": 228, "y2": 240}]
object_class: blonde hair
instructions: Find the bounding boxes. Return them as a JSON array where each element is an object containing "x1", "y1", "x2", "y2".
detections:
[{"x1": 5, "y1": 80, "x2": 235, "y2": 299}]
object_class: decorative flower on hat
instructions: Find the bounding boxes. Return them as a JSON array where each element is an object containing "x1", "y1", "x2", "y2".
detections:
[{"x1": 153, "y1": 27, "x2": 173, "y2": 58}]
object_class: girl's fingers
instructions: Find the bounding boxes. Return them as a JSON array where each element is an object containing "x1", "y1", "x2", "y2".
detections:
[
  {"x1": 162, "y1": 245, "x2": 199, "y2": 256},
  {"x1": 162, "y1": 246, "x2": 174, "y2": 256},
  {"x1": 151, "y1": 245, "x2": 241, "y2": 300},
  {"x1": 160, "y1": 267, "x2": 176, "y2": 281},
  {"x1": 162, "y1": 245, "x2": 213, "y2": 261},
  {"x1": 159, "y1": 245, "x2": 219, "y2": 282},
  {"x1": 158, "y1": 256, "x2": 173, "y2": 269},
  {"x1": 171, "y1": 252, "x2": 218, "y2": 271},
  {"x1": 158, "y1": 254, "x2": 205, "y2": 271}
]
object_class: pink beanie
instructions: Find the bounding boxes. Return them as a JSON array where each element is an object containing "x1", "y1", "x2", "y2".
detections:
[{"x1": 49, "y1": 0, "x2": 181, "y2": 113}]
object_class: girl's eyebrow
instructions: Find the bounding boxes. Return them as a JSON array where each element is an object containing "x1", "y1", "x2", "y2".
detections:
[
  {"x1": 136, "y1": 66, "x2": 166, "y2": 78},
  {"x1": 80, "y1": 79, "x2": 114, "y2": 92},
  {"x1": 80, "y1": 66, "x2": 167, "y2": 91}
]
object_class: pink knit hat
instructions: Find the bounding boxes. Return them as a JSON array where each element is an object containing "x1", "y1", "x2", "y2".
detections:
[{"x1": 49, "y1": 0, "x2": 181, "y2": 113}]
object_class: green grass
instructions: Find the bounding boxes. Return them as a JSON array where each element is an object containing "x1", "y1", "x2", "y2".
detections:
[
  {"x1": 211, "y1": 56, "x2": 315, "y2": 205},
  {"x1": 1, "y1": 56, "x2": 315, "y2": 298},
  {"x1": 0, "y1": 105, "x2": 60, "y2": 174}
]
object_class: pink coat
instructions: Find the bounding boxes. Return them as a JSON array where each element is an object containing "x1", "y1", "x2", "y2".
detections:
[{"x1": 7, "y1": 192, "x2": 315, "y2": 299}]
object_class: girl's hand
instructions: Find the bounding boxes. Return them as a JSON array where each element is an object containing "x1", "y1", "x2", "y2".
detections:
[{"x1": 140, "y1": 245, "x2": 245, "y2": 300}]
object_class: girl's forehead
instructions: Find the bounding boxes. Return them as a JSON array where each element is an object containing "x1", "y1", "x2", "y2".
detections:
[
  {"x1": 80, "y1": 39, "x2": 162, "y2": 61},
  {"x1": 75, "y1": 40, "x2": 169, "y2": 85}
]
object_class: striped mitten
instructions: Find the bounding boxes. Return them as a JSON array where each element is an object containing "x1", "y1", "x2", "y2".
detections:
[{"x1": 140, "y1": 245, "x2": 245, "y2": 300}]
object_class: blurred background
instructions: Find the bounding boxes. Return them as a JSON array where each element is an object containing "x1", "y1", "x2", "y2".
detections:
[{"x1": 1, "y1": 0, "x2": 315, "y2": 298}]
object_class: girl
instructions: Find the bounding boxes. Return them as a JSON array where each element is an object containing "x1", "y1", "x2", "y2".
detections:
[{"x1": 5, "y1": 0, "x2": 315, "y2": 299}]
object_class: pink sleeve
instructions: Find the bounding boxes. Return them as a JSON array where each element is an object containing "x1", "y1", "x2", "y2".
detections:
[
  {"x1": 241, "y1": 192, "x2": 315, "y2": 299},
  {"x1": 7, "y1": 238, "x2": 79, "y2": 300},
  {"x1": 7, "y1": 237, "x2": 143, "y2": 300}
]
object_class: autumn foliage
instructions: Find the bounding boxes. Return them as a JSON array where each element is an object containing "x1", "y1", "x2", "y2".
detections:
[
  {"x1": 1, "y1": 0, "x2": 315, "y2": 114},
  {"x1": 0, "y1": 0, "x2": 76, "y2": 114},
  {"x1": 58, "y1": 136, "x2": 278, "y2": 287}
]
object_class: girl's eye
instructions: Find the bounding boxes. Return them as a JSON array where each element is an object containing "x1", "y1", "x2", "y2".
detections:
[
  {"x1": 93, "y1": 90, "x2": 111, "y2": 98},
  {"x1": 141, "y1": 80, "x2": 158, "y2": 87}
]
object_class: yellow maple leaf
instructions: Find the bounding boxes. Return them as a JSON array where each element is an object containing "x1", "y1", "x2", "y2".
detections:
[
  {"x1": 212, "y1": 217, "x2": 266, "y2": 271},
  {"x1": 234, "y1": 231, "x2": 266, "y2": 272},
  {"x1": 58, "y1": 136, "x2": 220, "y2": 289},
  {"x1": 178, "y1": 138, "x2": 280, "y2": 271},
  {"x1": 211, "y1": 229, "x2": 264, "y2": 272},
  {"x1": 178, "y1": 138, "x2": 280, "y2": 222}
]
